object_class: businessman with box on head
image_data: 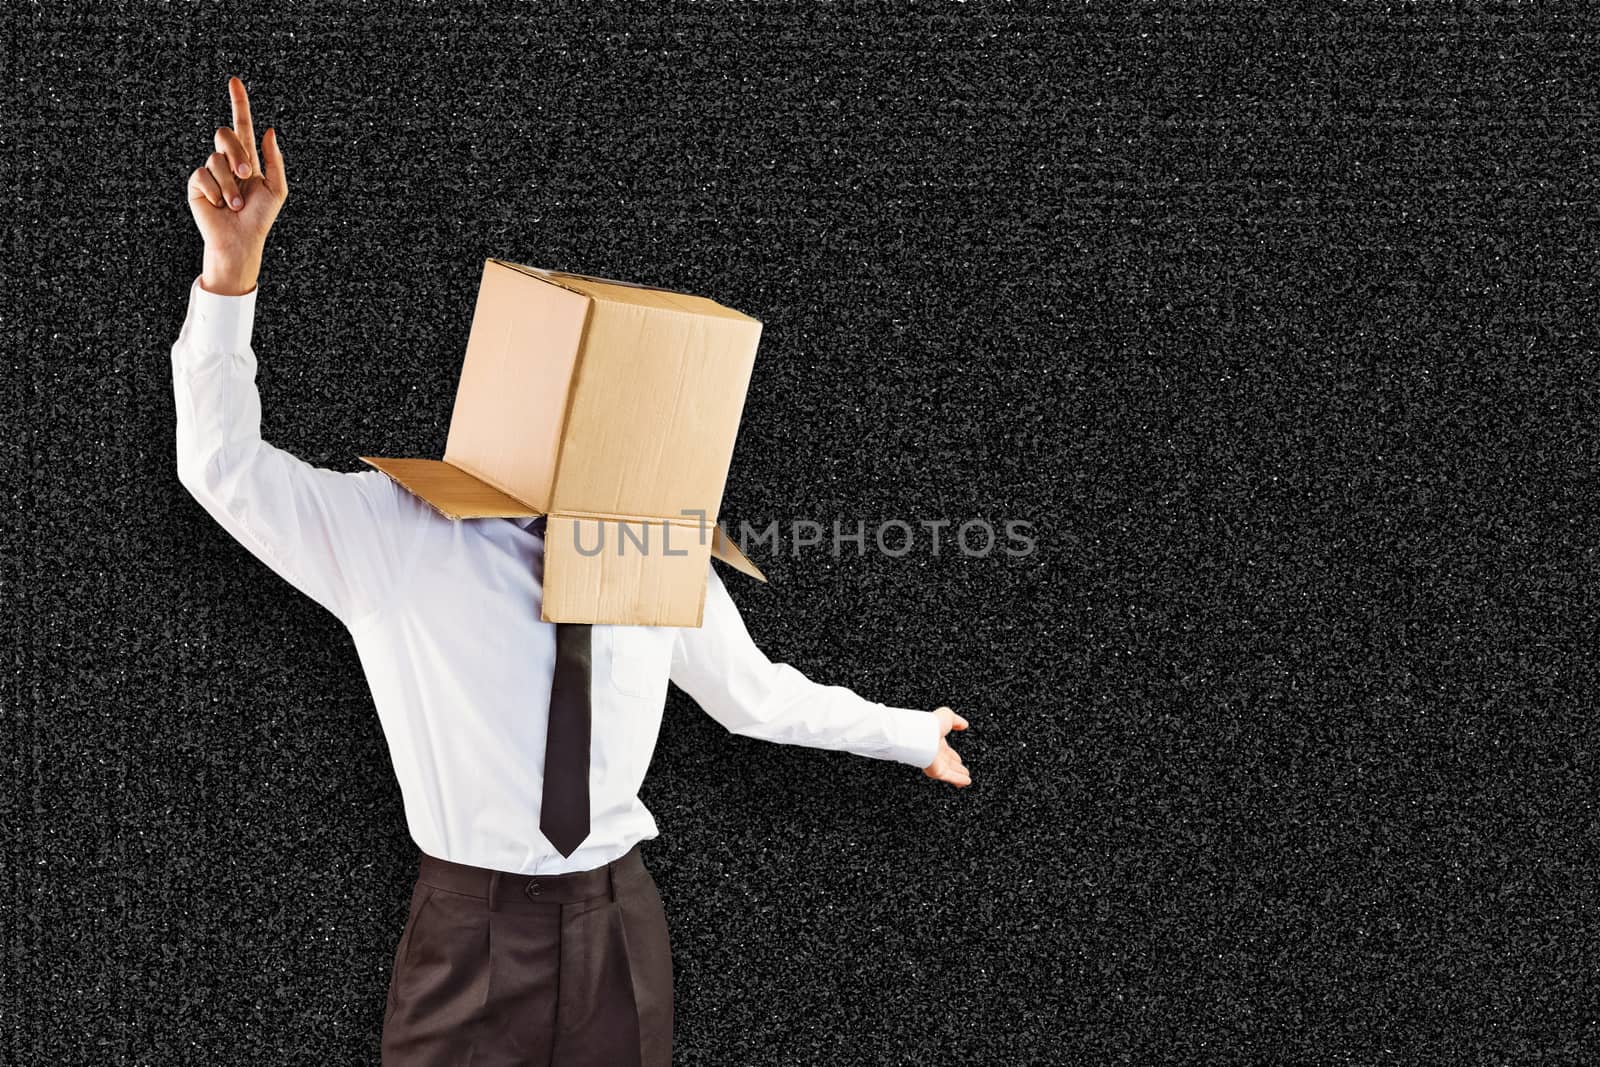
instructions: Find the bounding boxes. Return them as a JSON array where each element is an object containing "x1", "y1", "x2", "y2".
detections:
[{"x1": 175, "y1": 78, "x2": 971, "y2": 1065}]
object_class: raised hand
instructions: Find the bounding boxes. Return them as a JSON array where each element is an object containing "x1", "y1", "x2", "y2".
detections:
[
  {"x1": 186, "y1": 76, "x2": 288, "y2": 295},
  {"x1": 922, "y1": 706, "x2": 972, "y2": 787}
]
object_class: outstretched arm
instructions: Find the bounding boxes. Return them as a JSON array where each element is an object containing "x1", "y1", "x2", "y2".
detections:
[
  {"x1": 174, "y1": 77, "x2": 425, "y2": 626},
  {"x1": 670, "y1": 565, "x2": 972, "y2": 786}
]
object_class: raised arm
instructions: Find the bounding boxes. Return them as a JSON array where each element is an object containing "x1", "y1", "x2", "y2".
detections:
[
  {"x1": 670, "y1": 565, "x2": 972, "y2": 786},
  {"x1": 175, "y1": 77, "x2": 427, "y2": 626}
]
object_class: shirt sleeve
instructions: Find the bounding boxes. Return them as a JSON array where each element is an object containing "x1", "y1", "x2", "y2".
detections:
[
  {"x1": 669, "y1": 564, "x2": 943, "y2": 768},
  {"x1": 171, "y1": 275, "x2": 429, "y2": 626}
]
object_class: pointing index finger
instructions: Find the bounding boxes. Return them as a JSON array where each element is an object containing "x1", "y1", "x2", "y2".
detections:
[{"x1": 228, "y1": 76, "x2": 258, "y2": 176}]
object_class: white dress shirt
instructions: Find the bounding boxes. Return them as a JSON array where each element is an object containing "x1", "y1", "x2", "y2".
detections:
[{"x1": 171, "y1": 275, "x2": 942, "y2": 875}]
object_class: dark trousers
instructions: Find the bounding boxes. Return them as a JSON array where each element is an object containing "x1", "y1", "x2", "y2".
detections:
[{"x1": 381, "y1": 842, "x2": 673, "y2": 1066}]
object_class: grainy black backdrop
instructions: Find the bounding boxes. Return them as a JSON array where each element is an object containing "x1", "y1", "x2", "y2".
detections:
[{"x1": 6, "y1": 3, "x2": 1600, "y2": 1065}]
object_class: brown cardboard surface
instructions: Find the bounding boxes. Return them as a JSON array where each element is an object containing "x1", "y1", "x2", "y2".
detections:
[
  {"x1": 551, "y1": 299, "x2": 761, "y2": 519},
  {"x1": 359, "y1": 457, "x2": 539, "y2": 519},
  {"x1": 442, "y1": 260, "x2": 589, "y2": 509},
  {"x1": 542, "y1": 515, "x2": 714, "y2": 626},
  {"x1": 711, "y1": 524, "x2": 767, "y2": 582}
]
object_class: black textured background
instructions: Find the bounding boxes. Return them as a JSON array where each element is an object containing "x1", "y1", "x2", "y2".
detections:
[{"x1": 6, "y1": 4, "x2": 1600, "y2": 1065}]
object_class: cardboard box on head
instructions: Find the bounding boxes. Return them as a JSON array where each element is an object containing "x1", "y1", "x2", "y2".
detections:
[{"x1": 360, "y1": 258, "x2": 767, "y2": 627}]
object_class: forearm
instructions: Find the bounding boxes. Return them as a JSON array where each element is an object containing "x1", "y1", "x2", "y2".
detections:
[
  {"x1": 719, "y1": 663, "x2": 943, "y2": 768},
  {"x1": 172, "y1": 276, "x2": 266, "y2": 495}
]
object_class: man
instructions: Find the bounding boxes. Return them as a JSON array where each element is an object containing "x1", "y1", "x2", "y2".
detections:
[{"x1": 176, "y1": 77, "x2": 971, "y2": 1066}]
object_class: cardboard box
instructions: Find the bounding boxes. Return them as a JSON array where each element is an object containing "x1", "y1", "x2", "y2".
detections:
[{"x1": 360, "y1": 258, "x2": 766, "y2": 626}]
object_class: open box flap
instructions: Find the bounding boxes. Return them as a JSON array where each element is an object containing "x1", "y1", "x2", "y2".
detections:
[
  {"x1": 711, "y1": 525, "x2": 766, "y2": 582},
  {"x1": 359, "y1": 457, "x2": 541, "y2": 520}
]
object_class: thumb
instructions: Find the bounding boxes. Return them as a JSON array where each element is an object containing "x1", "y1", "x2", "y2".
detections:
[{"x1": 262, "y1": 127, "x2": 288, "y2": 196}]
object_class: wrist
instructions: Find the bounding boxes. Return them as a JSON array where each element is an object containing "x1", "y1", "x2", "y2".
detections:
[{"x1": 201, "y1": 248, "x2": 262, "y2": 296}]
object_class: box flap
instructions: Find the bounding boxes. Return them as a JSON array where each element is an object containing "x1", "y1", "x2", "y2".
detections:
[
  {"x1": 542, "y1": 514, "x2": 713, "y2": 626},
  {"x1": 360, "y1": 456, "x2": 541, "y2": 519},
  {"x1": 711, "y1": 524, "x2": 766, "y2": 582}
]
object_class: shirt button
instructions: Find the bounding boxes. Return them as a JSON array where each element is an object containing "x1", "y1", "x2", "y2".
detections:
[{"x1": 524, "y1": 880, "x2": 542, "y2": 899}]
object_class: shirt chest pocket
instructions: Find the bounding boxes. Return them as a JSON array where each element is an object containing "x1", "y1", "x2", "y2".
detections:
[{"x1": 604, "y1": 627, "x2": 675, "y2": 701}]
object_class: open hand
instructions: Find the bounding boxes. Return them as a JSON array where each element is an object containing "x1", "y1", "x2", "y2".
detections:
[
  {"x1": 922, "y1": 706, "x2": 971, "y2": 787},
  {"x1": 186, "y1": 76, "x2": 287, "y2": 295}
]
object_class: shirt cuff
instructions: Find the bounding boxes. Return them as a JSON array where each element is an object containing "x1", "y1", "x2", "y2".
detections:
[
  {"x1": 187, "y1": 274, "x2": 258, "y2": 353},
  {"x1": 878, "y1": 706, "x2": 943, "y2": 769}
]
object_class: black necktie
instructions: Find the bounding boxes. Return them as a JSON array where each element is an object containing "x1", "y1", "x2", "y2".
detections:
[{"x1": 529, "y1": 516, "x2": 592, "y2": 858}]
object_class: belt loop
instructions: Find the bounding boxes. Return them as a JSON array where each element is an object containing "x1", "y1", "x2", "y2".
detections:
[
  {"x1": 489, "y1": 869, "x2": 503, "y2": 912},
  {"x1": 607, "y1": 861, "x2": 618, "y2": 903}
]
